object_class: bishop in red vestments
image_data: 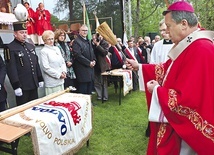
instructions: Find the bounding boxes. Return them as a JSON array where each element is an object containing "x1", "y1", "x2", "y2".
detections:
[{"x1": 126, "y1": 1, "x2": 214, "y2": 154}]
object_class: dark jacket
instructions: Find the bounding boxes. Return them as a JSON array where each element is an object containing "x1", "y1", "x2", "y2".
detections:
[
  {"x1": 4, "y1": 39, "x2": 43, "y2": 90},
  {"x1": 72, "y1": 35, "x2": 96, "y2": 82},
  {"x1": 0, "y1": 55, "x2": 7, "y2": 102},
  {"x1": 139, "y1": 44, "x2": 149, "y2": 64},
  {"x1": 124, "y1": 46, "x2": 141, "y2": 63},
  {"x1": 108, "y1": 45, "x2": 126, "y2": 69},
  {"x1": 92, "y1": 39, "x2": 110, "y2": 73}
]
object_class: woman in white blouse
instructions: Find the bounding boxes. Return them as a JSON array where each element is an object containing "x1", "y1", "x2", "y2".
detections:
[{"x1": 40, "y1": 30, "x2": 67, "y2": 95}]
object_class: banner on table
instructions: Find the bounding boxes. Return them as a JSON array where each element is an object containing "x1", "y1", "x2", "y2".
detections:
[{"x1": 2, "y1": 93, "x2": 92, "y2": 155}]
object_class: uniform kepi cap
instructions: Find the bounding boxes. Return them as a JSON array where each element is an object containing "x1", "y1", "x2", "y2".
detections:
[
  {"x1": 162, "y1": 0, "x2": 194, "y2": 15},
  {"x1": 13, "y1": 21, "x2": 27, "y2": 31}
]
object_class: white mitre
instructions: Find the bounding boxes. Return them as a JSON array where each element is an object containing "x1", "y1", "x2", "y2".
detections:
[{"x1": 14, "y1": 3, "x2": 28, "y2": 21}]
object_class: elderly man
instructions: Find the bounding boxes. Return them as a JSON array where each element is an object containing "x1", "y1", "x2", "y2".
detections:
[
  {"x1": 72, "y1": 24, "x2": 96, "y2": 95},
  {"x1": 126, "y1": 1, "x2": 214, "y2": 154},
  {"x1": 4, "y1": 22, "x2": 43, "y2": 106}
]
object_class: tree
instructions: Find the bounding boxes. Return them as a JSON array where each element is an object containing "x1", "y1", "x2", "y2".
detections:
[
  {"x1": 131, "y1": 0, "x2": 165, "y2": 39},
  {"x1": 194, "y1": 0, "x2": 214, "y2": 30},
  {"x1": 54, "y1": 0, "x2": 123, "y2": 38},
  {"x1": 53, "y1": 0, "x2": 214, "y2": 42}
]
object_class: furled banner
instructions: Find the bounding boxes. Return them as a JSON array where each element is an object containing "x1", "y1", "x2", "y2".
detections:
[{"x1": 2, "y1": 93, "x2": 92, "y2": 155}]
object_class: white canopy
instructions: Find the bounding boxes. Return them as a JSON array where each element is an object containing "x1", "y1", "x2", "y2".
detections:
[{"x1": 0, "y1": 12, "x2": 18, "y2": 25}]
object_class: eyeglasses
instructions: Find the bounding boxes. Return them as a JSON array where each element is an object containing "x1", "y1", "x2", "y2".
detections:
[
  {"x1": 81, "y1": 30, "x2": 88, "y2": 32},
  {"x1": 46, "y1": 38, "x2": 54, "y2": 41},
  {"x1": 159, "y1": 29, "x2": 166, "y2": 32}
]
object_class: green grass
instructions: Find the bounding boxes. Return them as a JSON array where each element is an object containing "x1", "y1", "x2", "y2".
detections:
[{"x1": 1, "y1": 85, "x2": 149, "y2": 155}]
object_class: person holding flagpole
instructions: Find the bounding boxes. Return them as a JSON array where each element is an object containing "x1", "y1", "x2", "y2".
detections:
[
  {"x1": 124, "y1": 39, "x2": 140, "y2": 91},
  {"x1": 108, "y1": 38, "x2": 126, "y2": 92},
  {"x1": 92, "y1": 33, "x2": 110, "y2": 101}
]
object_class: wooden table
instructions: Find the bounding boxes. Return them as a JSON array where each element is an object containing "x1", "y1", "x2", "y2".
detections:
[
  {"x1": 0, "y1": 93, "x2": 92, "y2": 155},
  {"x1": 0, "y1": 122, "x2": 32, "y2": 155}
]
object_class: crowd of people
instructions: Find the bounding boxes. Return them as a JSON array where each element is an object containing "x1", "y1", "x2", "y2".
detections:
[
  {"x1": 1, "y1": 11, "x2": 158, "y2": 109},
  {"x1": 24, "y1": 2, "x2": 52, "y2": 45},
  {"x1": 1, "y1": 0, "x2": 214, "y2": 154},
  {"x1": 24, "y1": 2, "x2": 52, "y2": 44},
  {"x1": 1, "y1": 2, "x2": 52, "y2": 44},
  {"x1": 0, "y1": 2, "x2": 183, "y2": 104}
]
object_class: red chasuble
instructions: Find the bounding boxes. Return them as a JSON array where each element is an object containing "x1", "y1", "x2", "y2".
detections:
[
  {"x1": 142, "y1": 30, "x2": 214, "y2": 155},
  {"x1": 35, "y1": 9, "x2": 52, "y2": 36},
  {"x1": 26, "y1": 8, "x2": 36, "y2": 35}
]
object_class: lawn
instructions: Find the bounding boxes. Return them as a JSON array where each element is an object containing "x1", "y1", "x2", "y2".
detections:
[{"x1": 1, "y1": 85, "x2": 149, "y2": 155}]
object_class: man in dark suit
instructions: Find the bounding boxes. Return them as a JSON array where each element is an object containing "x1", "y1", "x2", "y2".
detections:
[
  {"x1": 72, "y1": 24, "x2": 96, "y2": 95},
  {"x1": 108, "y1": 38, "x2": 126, "y2": 92},
  {"x1": 0, "y1": 55, "x2": 7, "y2": 112},
  {"x1": 124, "y1": 40, "x2": 139, "y2": 91},
  {"x1": 4, "y1": 21, "x2": 44, "y2": 106}
]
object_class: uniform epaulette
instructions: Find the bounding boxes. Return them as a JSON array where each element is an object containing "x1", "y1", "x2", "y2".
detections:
[{"x1": 3, "y1": 47, "x2": 10, "y2": 61}]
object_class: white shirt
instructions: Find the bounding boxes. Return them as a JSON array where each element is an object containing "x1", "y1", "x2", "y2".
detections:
[{"x1": 150, "y1": 39, "x2": 174, "y2": 64}]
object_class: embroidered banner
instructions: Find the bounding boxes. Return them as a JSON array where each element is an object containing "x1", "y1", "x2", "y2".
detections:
[
  {"x1": 2, "y1": 93, "x2": 92, "y2": 155},
  {"x1": 102, "y1": 69, "x2": 133, "y2": 96}
]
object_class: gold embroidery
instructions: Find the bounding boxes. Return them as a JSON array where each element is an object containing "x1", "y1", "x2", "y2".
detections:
[
  {"x1": 155, "y1": 64, "x2": 165, "y2": 85},
  {"x1": 168, "y1": 89, "x2": 214, "y2": 142},
  {"x1": 157, "y1": 123, "x2": 167, "y2": 146}
]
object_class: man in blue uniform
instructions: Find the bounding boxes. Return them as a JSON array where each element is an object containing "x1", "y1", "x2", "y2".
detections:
[{"x1": 4, "y1": 21, "x2": 44, "y2": 106}]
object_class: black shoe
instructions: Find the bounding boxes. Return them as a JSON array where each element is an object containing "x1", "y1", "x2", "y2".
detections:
[{"x1": 145, "y1": 123, "x2": 150, "y2": 137}]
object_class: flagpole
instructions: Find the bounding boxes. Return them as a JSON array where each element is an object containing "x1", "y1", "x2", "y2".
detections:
[
  {"x1": 93, "y1": 11, "x2": 100, "y2": 32},
  {"x1": 82, "y1": 1, "x2": 86, "y2": 24}
]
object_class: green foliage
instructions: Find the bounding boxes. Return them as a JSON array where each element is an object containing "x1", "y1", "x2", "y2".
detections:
[
  {"x1": 96, "y1": 0, "x2": 123, "y2": 38},
  {"x1": 193, "y1": 0, "x2": 214, "y2": 30},
  {"x1": 52, "y1": 0, "x2": 214, "y2": 42},
  {"x1": 51, "y1": 14, "x2": 60, "y2": 25},
  {"x1": 1, "y1": 86, "x2": 149, "y2": 155},
  {"x1": 53, "y1": 0, "x2": 69, "y2": 14},
  {"x1": 76, "y1": 87, "x2": 148, "y2": 155},
  {"x1": 53, "y1": 0, "x2": 123, "y2": 38}
]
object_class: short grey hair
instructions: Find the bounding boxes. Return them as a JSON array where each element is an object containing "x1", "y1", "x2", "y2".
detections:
[
  {"x1": 159, "y1": 19, "x2": 165, "y2": 27},
  {"x1": 171, "y1": 11, "x2": 198, "y2": 27},
  {"x1": 42, "y1": 30, "x2": 54, "y2": 41}
]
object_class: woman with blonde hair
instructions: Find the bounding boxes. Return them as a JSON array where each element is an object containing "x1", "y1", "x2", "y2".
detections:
[{"x1": 40, "y1": 30, "x2": 67, "y2": 95}]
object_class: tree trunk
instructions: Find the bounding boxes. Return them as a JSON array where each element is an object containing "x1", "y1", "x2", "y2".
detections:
[
  {"x1": 134, "y1": 0, "x2": 140, "y2": 40},
  {"x1": 69, "y1": 0, "x2": 74, "y2": 21}
]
